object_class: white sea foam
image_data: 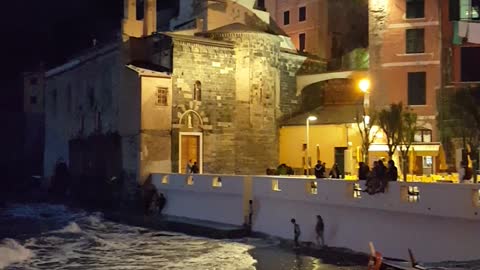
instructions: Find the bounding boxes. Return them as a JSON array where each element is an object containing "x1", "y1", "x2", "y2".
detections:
[
  {"x1": 55, "y1": 222, "x2": 82, "y2": 234},
  {"x1": 0, "y1": 238, "x2": 33, "y2": 269}
]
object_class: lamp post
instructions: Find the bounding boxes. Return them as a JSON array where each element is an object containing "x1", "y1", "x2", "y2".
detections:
[
  {"x1": 358, "y1": 78, "x2": 371, "y2": 114},
  {"x1": 306, "y1": 115, "x2": 317, "y2": 176},
  {"x1": 358, "y1": 78, "x2": 371, "y2": 164}
]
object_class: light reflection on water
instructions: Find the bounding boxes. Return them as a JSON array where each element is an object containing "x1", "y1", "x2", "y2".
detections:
[{"x1": 0, "y1": 204, "x2": 366, "y2": 270}]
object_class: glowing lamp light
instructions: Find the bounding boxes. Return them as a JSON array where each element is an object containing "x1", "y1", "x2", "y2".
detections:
[
  {"x1": 307, "y1": 116, "x2": 317, "y2": 121},
  {"x1": 358, "y1": 79, "x2": 371, "y2": 93}
]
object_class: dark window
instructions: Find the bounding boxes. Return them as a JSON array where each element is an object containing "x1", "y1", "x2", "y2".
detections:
[
  {"x1": 461, "y1": 47, "x2": 480, "y2": 82},
  {"x1": 408, "y1": 72, "x2": 426, "y2": 105},
  {"x1": 30, "y1": 96, "x2": 37, "y2": 105},
  {"x1": 136, "y1": 0, "x2": 144, "y2": 20},
  {"x1": 299, "y1": 6, "x2": 306, "y2": 21},
  {"x1": 299, "y1": 33, "x2": 306, "y2": 52},
  {"x1": 256, "y1": 0, "x2": 265, "y2": 10},
  {"x1": 30, "y1": 78, "x2": 38, "y2": 85},
  {"x1": 52, "y1": 89, "x2": 57, "y2": 114},
  {"x1": 194, "y1": 81, "x2": 202, "y2": 101},
  {"x1": 156, "y1": 87, "x2": 168, "y2": 106},
  {"x1": 284, "y1": 11, "x2": 290, "y2": 25},
  {"x1": 414, "y1": 129, "x2": 432, "y2": 142},
  {"x1": 406, "y1": 28, "x2": 425, "y2": 53},
  {"x1": 406, "y1": 0, "x2": 424, "y2": 19}
]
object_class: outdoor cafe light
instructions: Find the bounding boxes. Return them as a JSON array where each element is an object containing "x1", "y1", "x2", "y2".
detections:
[{"x1": 307, "y1": 116, "x2": 318, "y2": 121}]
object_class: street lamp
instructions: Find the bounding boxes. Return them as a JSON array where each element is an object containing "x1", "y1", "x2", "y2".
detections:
[
  {"x1": 358, "y1": 78, "x2": 371, "y2": 111},
  {"x1": 306, "y1": 115, "x2": 317, "y2": 176}
]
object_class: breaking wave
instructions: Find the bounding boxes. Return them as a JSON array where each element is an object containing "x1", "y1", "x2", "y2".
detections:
[{"x1": 0, "y1": 238, "x2": 33, "y2": 269}]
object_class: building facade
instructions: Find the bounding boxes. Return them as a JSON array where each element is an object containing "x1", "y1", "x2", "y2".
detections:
[
  {"x1": 368, "y1": 0, "x2": 443, "y2": 174},
  {"x1": 39, "y1": 0, "x2": 324, "y2": 185}
]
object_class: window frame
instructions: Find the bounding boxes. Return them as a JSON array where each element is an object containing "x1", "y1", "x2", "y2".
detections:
[
  {"x1": 406, "y1": 0, "x2": 425, "y2": 19},
  {"x1": 406, "y1": 28, "x2": 425, "y2": 54},
  {"x1": 156, "y1": 87, "x2": 168, "y2": 106},
  {"x1": 283, "y1": 10, "x2": 290, "y2": 25},
  {"x1": 414, "y1": 129, "x2": 432, "y2": 142},
  {"x1": 299, "y1": 33, "x2": 306, "y2": 52},
  {"x1": 407, "y1": 72, "x2": 427, "y2": 106},
  {"x1": 299, "y1": 6, "x2": 306, "y2": 22}
]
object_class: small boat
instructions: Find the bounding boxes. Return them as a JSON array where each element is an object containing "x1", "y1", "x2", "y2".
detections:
[{"x1": 367, "y1": 242, "x2": 465, "y2": 270}]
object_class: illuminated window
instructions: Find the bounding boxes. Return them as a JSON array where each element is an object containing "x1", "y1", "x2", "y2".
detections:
[
  {"x1": 299, "y1": 6, "x2": 306, "y2": 21},
  {"x1": 353, "y1": 183, "x2": 362, "y2": 199},
  {"x1": 283, "y1": 11, "x2": 290, "y2": 25},
  {"x1": 212, "y1": 177, "x2": 222, "y2": 188},
  {"x1": 406, "y1": 28, "x2": 425, "y2": 53},
  {"x1": 186, "y1": 175, "x2": 194, "y2": 186},
  {"x1": 407, "y1": 186, "x2": 420, "y2": 203},
  {"x1": 406, "y1": 0, "x2": 424, "y2": 19},
  {"x1": 299, "y1": 33, "x2": 306, "y2": 52},
  {"x1": 272, "y1": 179, "x2": 281, "y2": 191},
  {"x1": 309, "y1": 181, "x2": 318, "y2": 195},
  {"x1": 408, "y1": 72, "x2": 426, "y2": 105},
  {"x1": 414, "y1": 129, "x2": 432, "y2": 142},
  {"x1": 460, "y1": 0, "x2": 480, "y2": 20},
  {"x1": 156, "y1": 87, "x2": 168, "y2": 106},
  {"x1": 162, "y1": 175, "x2": 169, "y2": 184}
]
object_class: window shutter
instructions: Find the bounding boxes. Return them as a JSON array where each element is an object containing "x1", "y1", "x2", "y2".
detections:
[{"x1": 449, "y1": 0, "x2": 460, "y2": 21}]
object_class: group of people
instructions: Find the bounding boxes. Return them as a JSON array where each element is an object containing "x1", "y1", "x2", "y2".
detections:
[
  {"x1": 314, "y1": 161, "x2": 341, "y2": 179},
  {"x1": 186, "y1": 159, "x2": 200, "y2": 174},
  {"x1": 290, "y1": 215, "x2": 325, "y2": 249},
  {"x1": 359, "y1": 160, "x2": 398, "y2": 195}
]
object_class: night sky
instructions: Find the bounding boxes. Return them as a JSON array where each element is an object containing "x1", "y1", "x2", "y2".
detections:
[{"x1": 1, "y1": 0, "x2": 176, "y2": 113}]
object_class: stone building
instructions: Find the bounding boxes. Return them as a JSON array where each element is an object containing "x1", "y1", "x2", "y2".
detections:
[{"x1": 39, "y1": 0, "x2": 324, "y2": 185}]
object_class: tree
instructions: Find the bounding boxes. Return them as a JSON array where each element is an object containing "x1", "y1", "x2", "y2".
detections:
[
  {"x1": 378, "y1": 103, "x2": 403, "y2": 160},
  {"x1": 448, "y1": 87, "x2": 480, "y2": 182},
  {"x1": 356, "y1": 107, "x2": 379, "y2": 165},
  {"x1": 398, "y1": 109, "x2": 418, "y2": 182}
]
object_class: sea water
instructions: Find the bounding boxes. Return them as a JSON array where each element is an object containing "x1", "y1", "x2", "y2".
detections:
[{"x1": 0, "y1": 204, "x2": 367, "y2": 270}]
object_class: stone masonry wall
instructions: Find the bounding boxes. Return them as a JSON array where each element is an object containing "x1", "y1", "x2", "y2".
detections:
[
  {"x1": 171, "y1": 39, "x2": 238, "y2": 173},
  {"x1": 170, "y1": 32, "x2": 308, "y2": 175}
]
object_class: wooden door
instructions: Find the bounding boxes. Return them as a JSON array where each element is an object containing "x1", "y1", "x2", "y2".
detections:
[{"x1": 181, "y1": 135, "x2": 200, "y2": 173}]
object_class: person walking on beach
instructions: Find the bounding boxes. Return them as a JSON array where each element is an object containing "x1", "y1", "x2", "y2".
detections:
[
  {"x1": 315, "y1": 215, "x2": 325, "y2": 246},
  {"x1": 291, "y1": 218, "x2": 301, "y2": 248},
  {"x1": 248, "y1": 200, "x2": 253, "y2": 227}
]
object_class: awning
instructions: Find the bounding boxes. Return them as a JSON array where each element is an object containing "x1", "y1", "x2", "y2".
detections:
[{"x1": 369, "y1": 143, "x2": 441, "y2": 156}]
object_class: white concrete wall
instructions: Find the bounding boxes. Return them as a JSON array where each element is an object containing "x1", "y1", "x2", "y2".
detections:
[
  {"x1": 151, "y1": 173, "x2": 248, "y2": 226},
  {"x1": 150, "y1": 173, "x2": 480, "y2": 262},
  {"x1": 251, "y1": 176, "x2": 480, "y2": 262}
]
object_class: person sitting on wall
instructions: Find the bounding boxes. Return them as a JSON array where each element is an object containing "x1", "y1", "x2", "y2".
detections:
[
  {"x1": 291, "y1": 218, "x2": 301, "y2": 248},
  {"x1": 186, "y1": 159, "x2": 193, "y2": 174},
  {"x1": 364, "y1": 161, "x2": 380, "y2": 194},
  {"x1": 386, "y1": 160, "x2": 398, "y2": 182},
  {"x1": 314, "y1": 160, "x2": 324, "y2": 179},
  {"x1": 329, "y1": 163, "x2": 341, "y2": 179},
  {"x1": 459, "y1": 160, "x2": 473, "y2": 183},
  {"x1": 358, "y1": 162, "x2": 370, "y2": 181},
  {"x1": 376, "y1": 160, "x2": 387, "y2": 192},
  {"x1": 191, "y1": 162, "x2": 200, "y2": 174}
]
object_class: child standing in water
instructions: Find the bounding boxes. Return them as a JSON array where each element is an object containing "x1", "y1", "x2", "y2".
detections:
[{"x1": 291, "y1": 218, "x2": 301, "y2": 248}]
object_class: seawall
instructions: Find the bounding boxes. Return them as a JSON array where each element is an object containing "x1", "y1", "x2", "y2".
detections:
[{"x1": 151, "y1": 173, "x2": 480, "y2": 262}]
